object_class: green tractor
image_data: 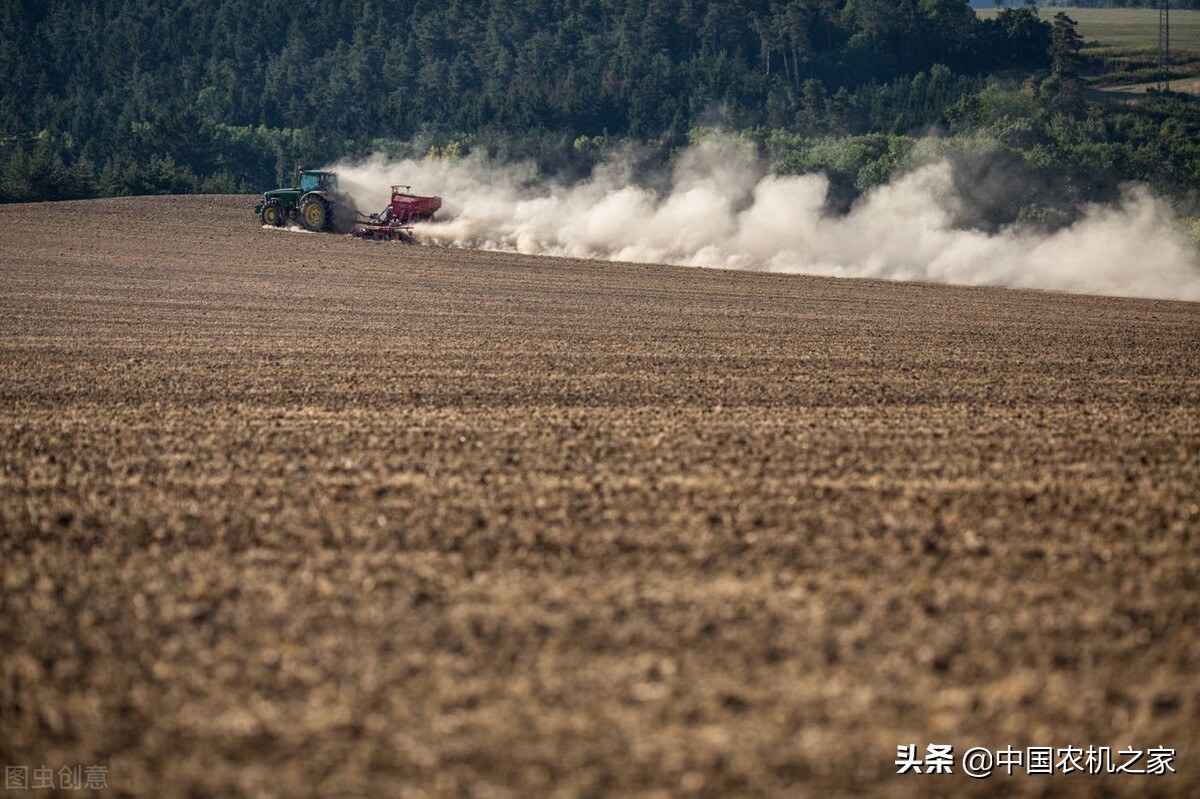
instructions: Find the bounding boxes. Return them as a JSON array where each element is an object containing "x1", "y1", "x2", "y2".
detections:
[{"x1": 254, "y1": 168, "x2": 349, "y2": 232}]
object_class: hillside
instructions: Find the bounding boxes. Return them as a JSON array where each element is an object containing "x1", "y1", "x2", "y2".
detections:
[{"x1": 0, "y1": 1, "x2": 1051, "y2": 199}]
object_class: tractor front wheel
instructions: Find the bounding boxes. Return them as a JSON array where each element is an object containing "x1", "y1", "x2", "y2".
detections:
[
  {"x1": 299, "y1": 194, "x2": 331, "y2": 232},
  {"x1": 260, "y1": 199, "x2": 286, "y2": 227}
]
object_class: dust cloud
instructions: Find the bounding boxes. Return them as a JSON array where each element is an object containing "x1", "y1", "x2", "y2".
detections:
[{"x1": 331, "y1": 140, "x2": 1200, "y2": 302}]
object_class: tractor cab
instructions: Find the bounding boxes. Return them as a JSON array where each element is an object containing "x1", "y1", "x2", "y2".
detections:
[{"x1": 299, "y1": 170, "x2": 338, "y2": 194}]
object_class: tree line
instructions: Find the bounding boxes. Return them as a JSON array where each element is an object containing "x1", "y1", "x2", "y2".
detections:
[
  {"x1": 2, "y1": 0, "x2": 1200, "y2": 231},
  {"x1": 0, "y1": 1, "x2": 1056, "y2": 197}
]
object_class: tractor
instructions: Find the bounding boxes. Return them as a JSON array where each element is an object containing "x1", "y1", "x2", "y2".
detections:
[{"x1": 254, "y1": 168, "x2": 349, "y2": 232}]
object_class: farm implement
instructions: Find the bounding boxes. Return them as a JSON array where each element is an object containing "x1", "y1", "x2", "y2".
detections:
[{"x1": 350, "y1": 185, "x2": 443, "y2": 242}]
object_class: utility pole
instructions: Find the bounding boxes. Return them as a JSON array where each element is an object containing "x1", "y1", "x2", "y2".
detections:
[{"x1": 1159, "y1": 0, "x2": 1171, "y2": 92}]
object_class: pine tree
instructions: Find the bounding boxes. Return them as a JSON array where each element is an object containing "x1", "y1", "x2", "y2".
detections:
[{"x1": 1049, "y1": 12, "x2": 1084, "y2": 79}]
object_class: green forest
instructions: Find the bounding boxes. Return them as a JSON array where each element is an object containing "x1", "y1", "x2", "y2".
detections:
[{"x1": 3, "y1": 0, "x2": 1200, "y2": 229}]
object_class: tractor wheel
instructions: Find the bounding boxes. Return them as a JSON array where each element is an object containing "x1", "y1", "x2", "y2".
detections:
[
  {"x1": 260, "y1": 199, "x2": 286, "y2": 227},
  {"x1": 299, "y1": 194, "x2": 331, "y2": 232}
]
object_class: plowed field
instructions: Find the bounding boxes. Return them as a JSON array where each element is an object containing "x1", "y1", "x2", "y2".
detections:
[{"x1": 1, "y1": 195, "x2": 1198, "y2": 797}]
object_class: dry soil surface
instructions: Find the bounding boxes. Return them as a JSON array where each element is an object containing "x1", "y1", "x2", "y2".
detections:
[{"x1": 1, "y1": 195, "x2": 1198, "y2": 798}]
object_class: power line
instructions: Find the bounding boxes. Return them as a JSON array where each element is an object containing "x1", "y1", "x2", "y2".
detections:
[{"x1": 1158, "y1": 0, "x2": 1171, "y2": 92}]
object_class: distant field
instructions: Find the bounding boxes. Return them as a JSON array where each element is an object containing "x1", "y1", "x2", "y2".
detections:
[{"x1": 977, "y1": 8, "x2": 1200, "y2": 51}]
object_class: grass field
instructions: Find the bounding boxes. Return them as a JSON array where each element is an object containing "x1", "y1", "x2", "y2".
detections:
[{"x1": 977, "y1": 8, "x2": 1200, "y2": 52}]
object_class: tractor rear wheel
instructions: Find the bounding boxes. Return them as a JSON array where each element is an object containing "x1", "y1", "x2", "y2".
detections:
[
  {"x1": 299, "y1": 194, "x2": 331, "y2": 232},
  {"x1": 260, "y1": 199, "x2": 286, "y2": 227}
]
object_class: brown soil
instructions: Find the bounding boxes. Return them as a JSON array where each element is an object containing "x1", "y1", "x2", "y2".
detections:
[{"x1": 1, "y1": 195, "x2": 1198, "y2": 797}]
